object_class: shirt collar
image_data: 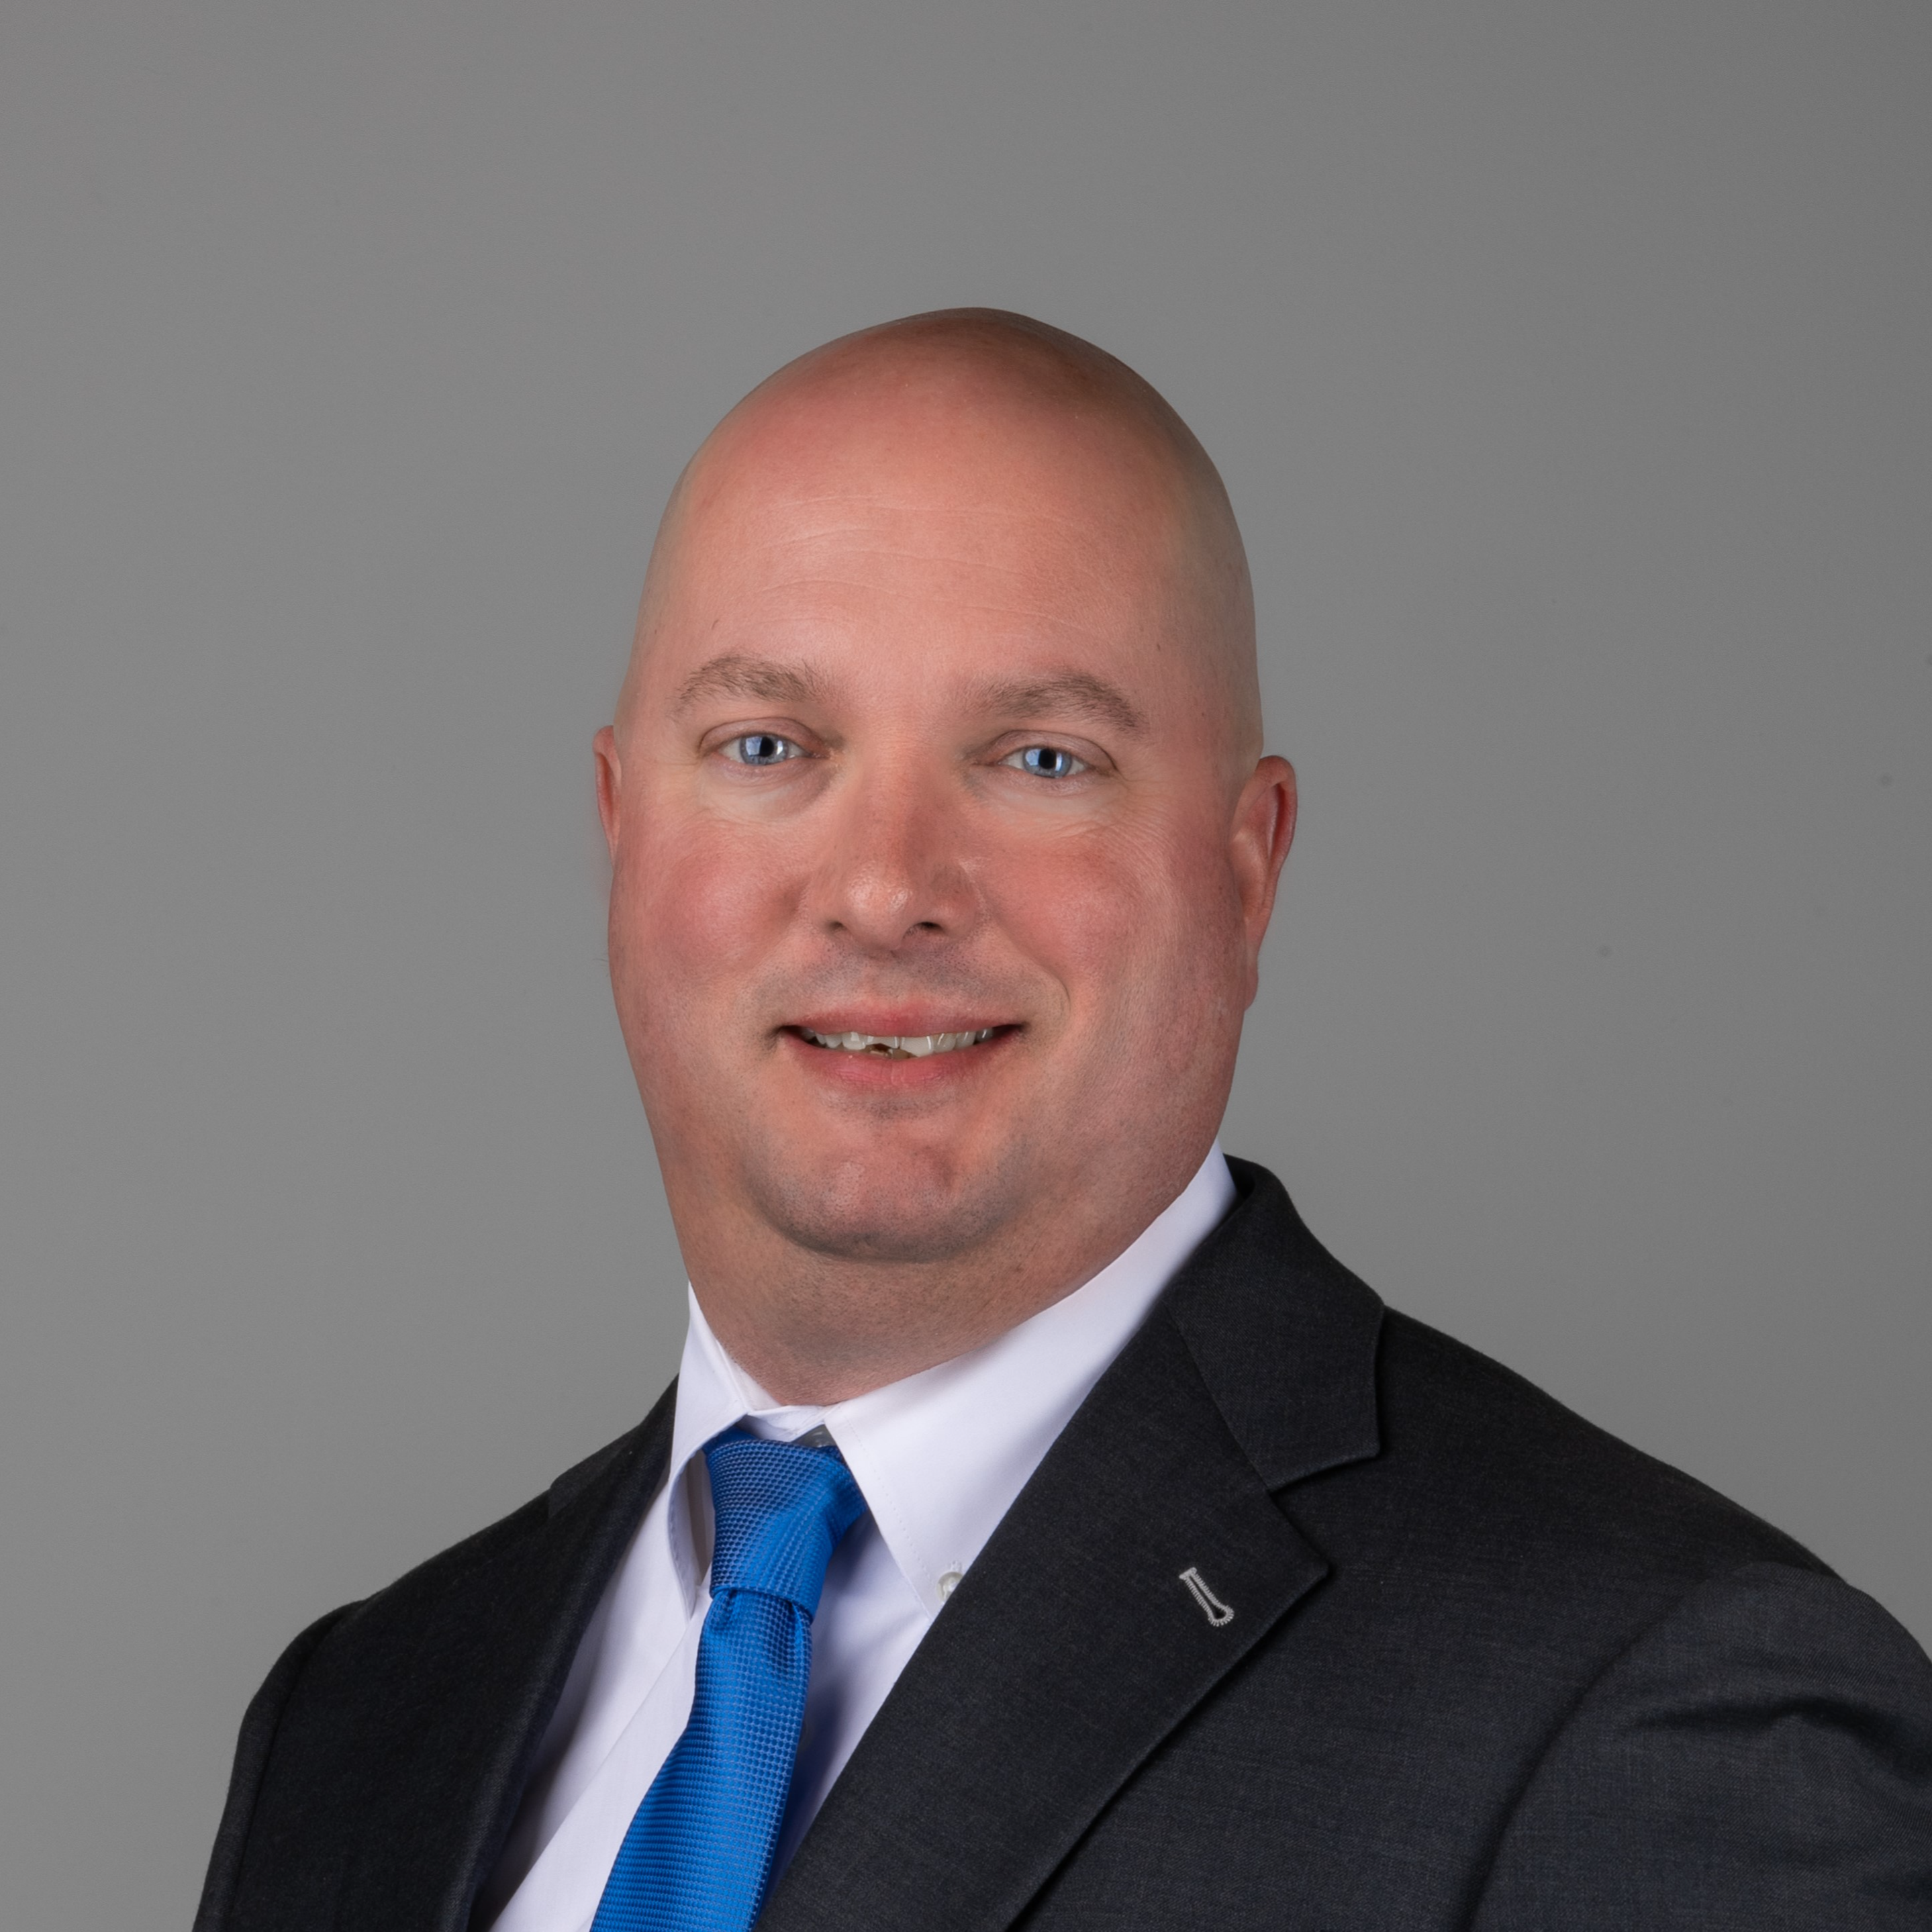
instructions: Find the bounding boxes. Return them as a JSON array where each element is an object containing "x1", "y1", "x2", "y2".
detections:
[{"x1": 666, "y1": 1143, "x2": 1237, "y2": 1615}]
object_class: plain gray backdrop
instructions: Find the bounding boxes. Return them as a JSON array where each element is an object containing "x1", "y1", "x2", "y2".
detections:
[{"x1": 1, "y1": 1, "x2": 1926, "y2": 1923}]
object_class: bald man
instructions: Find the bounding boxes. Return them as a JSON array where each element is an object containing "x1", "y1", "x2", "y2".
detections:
[{"x1": 196, "y1": 313, "x2": 1932, "y2": 1932}]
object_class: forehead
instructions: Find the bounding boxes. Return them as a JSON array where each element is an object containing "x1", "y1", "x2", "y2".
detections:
[{"x1": 649, "y1": 385, "x2": 1196, "y2": 679}]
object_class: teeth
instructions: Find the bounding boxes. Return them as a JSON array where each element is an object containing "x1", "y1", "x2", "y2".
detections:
[{"x1": 801, "y1": 1027, "x2": 996, "y2": 1058}]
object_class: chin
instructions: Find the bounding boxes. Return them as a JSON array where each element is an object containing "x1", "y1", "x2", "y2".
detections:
[{"x1": 742, "y1": 1139, "x2": 1030, "y2": 1265}]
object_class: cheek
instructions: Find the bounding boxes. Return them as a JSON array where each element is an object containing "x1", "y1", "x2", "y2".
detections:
[
  {"x1": 610, "y1": 820, "x2": 798, "y2": 1032},
  {"x1": 987, "y1": 816, "x2": 1242, "y2": 1044}
]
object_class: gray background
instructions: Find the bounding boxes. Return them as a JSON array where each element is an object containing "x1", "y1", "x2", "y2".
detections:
[{"x1": 1, "y1": 1, "x2": 1926, "y2": 1923}]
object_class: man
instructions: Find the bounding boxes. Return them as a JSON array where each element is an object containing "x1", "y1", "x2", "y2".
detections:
[{"x1": 196, "y1": 310, "x2": 1932, "y2": 1931}]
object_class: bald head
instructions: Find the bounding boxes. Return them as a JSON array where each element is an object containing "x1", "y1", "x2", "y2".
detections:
[{"x1": 619, "y1": 309, "x2": 1259, "y2": 772}]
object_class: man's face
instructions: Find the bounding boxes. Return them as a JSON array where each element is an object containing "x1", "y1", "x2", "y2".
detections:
[{"x1": 598, "y1": 373, "x2": 1291, "y2": 1369}]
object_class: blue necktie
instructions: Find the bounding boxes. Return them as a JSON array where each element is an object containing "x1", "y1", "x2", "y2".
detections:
[{"x1": 589, "y1": 1429, "x2": 868, "y2": 1932}]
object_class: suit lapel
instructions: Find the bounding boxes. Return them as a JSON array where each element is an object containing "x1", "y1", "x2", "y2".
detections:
[
  {"x1": 761, "y1": 1163, "x2": 1383, "y2": 1932},
  {"x1": 446, "y1": 1388, "x2": 679, "y2": 1926}
]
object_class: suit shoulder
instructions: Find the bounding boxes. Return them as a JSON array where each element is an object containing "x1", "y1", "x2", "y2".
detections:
[
  {"x1": 313, "y1": 1394, "x2": 673, "y2": 1665},
  {"x1": 311, "y1": 1489, "x2": 556, "y2": 1665},
  {"x1": 1471, "y1": 1562, "x2": 1932, "y2": 1927},
  {"x1": 1325, "y1": 1306, "x2": 1828, "y2": 1586},
  {"x1": 194, "y1": 1603, "x2": 360, "y2": 1929}
]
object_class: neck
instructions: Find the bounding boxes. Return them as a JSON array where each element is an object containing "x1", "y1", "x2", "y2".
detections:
[
  {"x1": 674, "y1": 1152, "x2": 1224, "y2": 1406},
  {"x1": 686, "y1": 1243, "x2": 1106, "y2": 1408}
]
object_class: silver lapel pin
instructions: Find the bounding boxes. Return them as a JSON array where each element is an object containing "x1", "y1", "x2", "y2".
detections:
[{"x1": 1178, "y1": 1565, "x2": 1235, "y2": 1627}]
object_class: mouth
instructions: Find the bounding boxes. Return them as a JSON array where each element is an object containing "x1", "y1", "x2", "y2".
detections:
[{"x1": 794, "y1": 1026, "x2": 1001, "y2": 1061}]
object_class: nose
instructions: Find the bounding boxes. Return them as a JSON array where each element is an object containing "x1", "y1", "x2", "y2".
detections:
[{"x1": 807, "y1": 754, "x2": 979, "y2": 954}]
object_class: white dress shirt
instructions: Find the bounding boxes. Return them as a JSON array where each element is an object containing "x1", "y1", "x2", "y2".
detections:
[{"x1": 479, "y1": 1145, "x2": 1236, "y2": 1932}]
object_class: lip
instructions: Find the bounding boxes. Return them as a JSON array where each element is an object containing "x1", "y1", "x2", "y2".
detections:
[
  {"x1": 776, "y1": 1021, "x2": 1017, "y2": 1090},
  {"x1": 787, "y1": 1012, "x2": 1014, "y2": 1039}
]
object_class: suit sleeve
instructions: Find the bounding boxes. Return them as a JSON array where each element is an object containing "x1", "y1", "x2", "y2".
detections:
[
  {"x1": 192, "y1": 1604, "x2": 358, "y2": 1932},
  {"x1": 1469, "y1": 1561, "x2": 1932, "y2": 1930}
]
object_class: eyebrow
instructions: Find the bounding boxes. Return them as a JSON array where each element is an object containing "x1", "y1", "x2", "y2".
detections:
[
  {"x1": 669, "y1": 654, "x2": 1146, "y2": 738},
  {"x1": 971, "y1": 671, "x2": 1146, "y2": 736},
  {"x1": 671, "y1": 654, "x2": 831, "y2": 717}
]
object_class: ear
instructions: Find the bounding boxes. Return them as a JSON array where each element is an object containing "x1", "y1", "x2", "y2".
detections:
[
  {"x1": 1228, "y1": 755, "x2": 1296, "y2": 993},
  {"x1": 593, "y1": 726, "x2": 623, "y2": 859}
]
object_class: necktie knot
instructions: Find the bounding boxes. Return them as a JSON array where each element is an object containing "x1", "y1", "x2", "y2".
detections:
[{"x1": 702, "y1": 1430, "x2": 867, "y2": 1617}]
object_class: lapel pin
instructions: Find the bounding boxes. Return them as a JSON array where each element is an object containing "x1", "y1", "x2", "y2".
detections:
[{"x1": 1178, "y1": 1566, "x2": 1235, "y2": 1627}]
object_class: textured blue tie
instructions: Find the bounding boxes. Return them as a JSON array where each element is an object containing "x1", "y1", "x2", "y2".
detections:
[{"x1": 589, "y1": 1429, "x2": 868, "y2": 1932}]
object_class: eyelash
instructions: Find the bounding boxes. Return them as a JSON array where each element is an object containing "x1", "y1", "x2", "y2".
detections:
[
  {"x1": 714, "y1": 735, "x2": 1092, "y2": 779},
  {"x1": 718, "y1": 732, "x2": 806, "y2": 767},
  {"x1": 1001, "y1": 744, "x2": 1090, "y2": 779}
]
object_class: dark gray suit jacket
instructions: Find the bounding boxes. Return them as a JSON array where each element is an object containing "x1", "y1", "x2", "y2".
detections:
[{"x1": 196, "y1": 1161, "x2": 1932, "y2": 1929}]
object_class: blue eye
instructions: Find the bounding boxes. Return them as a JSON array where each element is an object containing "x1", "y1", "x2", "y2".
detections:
[
  {"x1": 722, "y1": 732, "x2": 802, "y2": 767},
  {"x1": 1006, "y1": 744, "x2": 1088, "y2": 779}
]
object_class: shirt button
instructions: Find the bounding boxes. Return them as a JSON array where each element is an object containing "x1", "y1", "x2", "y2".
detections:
[{"x1": 937, "y1": 1570, "x2": 962, "y2": 1600}]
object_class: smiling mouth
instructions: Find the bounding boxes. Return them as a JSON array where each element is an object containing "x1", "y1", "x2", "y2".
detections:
[{"x1": 796, "y1": 1026, "x2": 1000, "y2": 1060}]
